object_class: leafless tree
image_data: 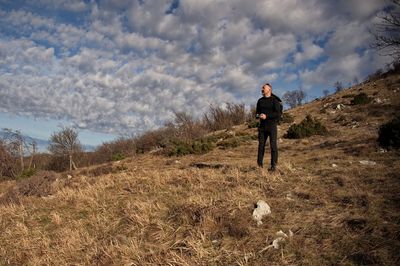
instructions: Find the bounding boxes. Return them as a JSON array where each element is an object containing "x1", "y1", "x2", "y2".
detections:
[
  {"x1": 2, "y1": 128, "x2": 25, "y2": 170},
  {"x1": 371, "y1": 0, "x2": 400, "y2": 60},
  {"x1": 282, "y1": 89, "x2": 307, "y2": 109},
  {"x1": 323, "y1": 89, "x2": 330, "y2": 97},
  {"x1": 334, "y1": 81, "x2": 343, "y2": 93},
  {"x1": 48, "y1": 127, "x2": 82, "y2": 171}
]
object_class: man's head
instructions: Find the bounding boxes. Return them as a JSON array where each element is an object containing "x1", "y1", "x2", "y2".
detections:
[{"x1": 261, "y1": 83, "x2": 272, "y2": 97}]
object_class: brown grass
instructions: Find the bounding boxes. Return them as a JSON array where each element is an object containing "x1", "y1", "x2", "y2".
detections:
[{"x1": 1, "y1": 74, "x2": 400, "y2": 265}]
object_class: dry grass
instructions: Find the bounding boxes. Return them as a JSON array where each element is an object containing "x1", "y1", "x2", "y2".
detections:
[{"x1": 1, "y1": 74, "x2": 400, "y2": 265}]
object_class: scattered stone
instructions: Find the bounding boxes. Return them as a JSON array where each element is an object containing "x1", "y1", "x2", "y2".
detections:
[
  {"x1": 332, "y1": 164, "x2": 338, "y2": 168},
  {"x1": 285, "y1": 192, "x2": 294, "y2": 201},
  {"x1": 378, "y1": 148, "x2": 387, "y2": 153},
  {"x1": 374, "y1": 98, "x2": 383, "y2": 104},
  {"x1": 67, "y1": 175, "x2": 72, "y2": 179},
  {"x1": 335, "y1": 104, "x2": 345, "y2": 110},
  {"x1": 253, "y1": 200, "x2": 271, "y2": 226},
  {"x1": 359, "y1": 160, "x2": 376, "y2": 166}
]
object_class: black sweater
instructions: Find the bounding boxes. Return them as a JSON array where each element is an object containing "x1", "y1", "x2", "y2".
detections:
[{"x1": 256, "y1": 95, "x2": 281, "y2": 126}]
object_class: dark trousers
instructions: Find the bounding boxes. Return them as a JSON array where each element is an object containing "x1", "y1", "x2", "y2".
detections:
[{"x1": 257, "y1": 124, "x2": 278, "y2": 168}]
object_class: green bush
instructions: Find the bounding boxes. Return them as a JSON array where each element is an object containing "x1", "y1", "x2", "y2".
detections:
[
  {"x1": 351, "y1": 93, "x2": 372, "y2": 105},
  {"x1": 378, "y1": 117, "x2": 400, "y2": 149},
  {"x1": 217, "y1": 138, "x2": 241, "y2": 149},
  {"x1": 165, "y1": 138, "x2": 215, "y2": 156},
  {"x1": 281, "y1": 112, "x2": 294, "y2": 124},
  {"x1": 17, "y1": 168, "x2": 37, "y2": 180},
  {"x1": 112, "y1": 152, "x2": 125, "y2": 161},
  {"x1": 247, "y1": 120, "x2": 259, "y2": 128},
  {"x1": 284, "y1": 115, "x2": 327, "y2": 139}
]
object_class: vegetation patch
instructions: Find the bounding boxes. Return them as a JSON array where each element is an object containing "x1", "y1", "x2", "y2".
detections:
[
  {"x1": 350, "y1": 93, "x2": 372, "y2": 105},
  {"x1": 281, "y1": 112, "x2": 295, "y2": 124},
  {"x1": 0, "y1": 171, "x2": 60, "y2": 205},
  {"x1": 165, "y1": 138, "x2": 215, "y2": 156},
  {"x1": 284, "y1": 115, "x2": 328, "y2": 139},
  {"x1": 378, "y1": 116, "x2": 400, "y2": 149}
]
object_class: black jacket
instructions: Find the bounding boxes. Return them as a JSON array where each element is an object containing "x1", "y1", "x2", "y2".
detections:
[{"x1": 256, "y1": 94, "x2": 282, "y2": 127}]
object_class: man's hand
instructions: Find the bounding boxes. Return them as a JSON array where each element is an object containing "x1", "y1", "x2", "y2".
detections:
[{"x1": 259, "y1": 113, "x2": 267, "y2": 120}]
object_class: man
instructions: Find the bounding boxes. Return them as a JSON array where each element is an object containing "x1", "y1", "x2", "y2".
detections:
[{"x1": 256, "y1": 83, "x2": 282, "y2": 172}]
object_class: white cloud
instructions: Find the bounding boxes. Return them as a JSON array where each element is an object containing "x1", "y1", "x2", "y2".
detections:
[
  {"x1": 294, "y1": 40, "x2": 324, "y2": 64},
  {"x1": 0, "y1": 0, "x2": 390, "y2": 136}
]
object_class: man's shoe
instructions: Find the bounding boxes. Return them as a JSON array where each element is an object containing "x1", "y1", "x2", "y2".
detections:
[{"x1": 268, "y1": 166, "x2": 276, "y2": 172}]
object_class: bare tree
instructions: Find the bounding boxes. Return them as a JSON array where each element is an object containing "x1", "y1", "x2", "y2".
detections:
[
  {"x1": 334, "y1": 81, "x2": 343, "y2": 93},
  {"x1": 323, "y1": 89, "x2": 330, "y2": 97},
  {"x1": 282, "y1": 89, "x2": 307, "y2": 109},
  {"x1": 371, "y1": 0, "x2": 400, "y2": 60},
  {"x1": 2, "y1": 128, "x2": 25, "y2": 171},
  {"x1": 49, "y1": 127, "x2": 82, "y2": 171}
]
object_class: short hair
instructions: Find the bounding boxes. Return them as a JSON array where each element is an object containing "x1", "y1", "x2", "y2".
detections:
[{"x1": 263, "y1": 83, "x2": 272, "y2": 89}]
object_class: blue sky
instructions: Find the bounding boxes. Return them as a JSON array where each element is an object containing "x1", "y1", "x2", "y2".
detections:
[{"x1": 0, "y1": 0, "x2": 393, "y2": 149}]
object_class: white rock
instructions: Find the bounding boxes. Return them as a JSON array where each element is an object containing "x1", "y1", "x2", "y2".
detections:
[
  {"x1": 332, "y1": 164, "x2": 338, "y2": 168},
  {"x1": 253, "y1": 200, "x2": 271, "y2": 226},
  {"x1": 335, "y1": 104, "x2": 345, "y2": 110},
  {"x1": 272, "y1": 237, "x2": 286, "y2": 249},
  {"x1": 359, "y1": 160, "x2": 376, "y2": 166},
  {"x1": 276, "y1": 230, "x2": 288, "y2": 238},
  {"x1": 378, "y1": 148, "x2": 387, "y2": 153}
]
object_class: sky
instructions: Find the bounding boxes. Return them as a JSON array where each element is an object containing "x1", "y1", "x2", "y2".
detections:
[{"x1": 0, "y1": 0, "x2": 393, "y2": 149}]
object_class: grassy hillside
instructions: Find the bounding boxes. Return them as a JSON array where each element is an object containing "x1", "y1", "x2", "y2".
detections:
[{"x1": 1, "y1": 74, "x2": 400, "y2": 265}]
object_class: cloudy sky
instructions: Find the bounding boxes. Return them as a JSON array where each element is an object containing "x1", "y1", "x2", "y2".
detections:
[{"x1": 0, "y1": 0, "x2": 392, "y2": 147}]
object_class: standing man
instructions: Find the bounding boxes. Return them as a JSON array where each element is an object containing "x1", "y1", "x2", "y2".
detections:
[{"x1": 256, "y1": 83, "x2": 282, "y2": 172}]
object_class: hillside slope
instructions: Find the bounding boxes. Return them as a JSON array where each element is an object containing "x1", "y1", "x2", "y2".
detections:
[{"x1": 1, "y1": 74, "x2": 400, "y2": 265}]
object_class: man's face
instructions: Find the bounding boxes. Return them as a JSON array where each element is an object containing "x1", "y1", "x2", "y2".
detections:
[{"x1": 262, "y1": 84, "x2": 272, "y2": 96}]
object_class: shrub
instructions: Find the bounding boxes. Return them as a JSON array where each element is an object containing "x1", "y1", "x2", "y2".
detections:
[
  {"x1": 281, "y1": 112, "x2": 295, "y2": 124},
  {"x1": 0, "y1": 171, "x2": 60, "y2": 205},
  {"x1": 217, "y1": 138, "x2": 241, "y2": 149},
  {"x1": 165, "y1": 138, "x2": 215, "y2": 156},
  {"x1": 0, "y1": 142, "x2": 18, "y2": 179},
  {"x1": 378, "y1": 117, "x2": 400, "y2": 149},
  {"x1": 93, "y1": 137, "x2": 135, "y2": 164},
  {"x1": 351, "y1": 93, "x2": 372, "y2": 105},
  {"x1": 17, "y1": 168, "x2": 37, "y2": 180},
  {"x1": 112, "y1": 152, "x2": 125, "y2": 161},
  {"x1": 202, "y1": 103, "x2": 246, "y2": 131},
  {"x1": 247, "y1": 120, "x2": 259, "y2": 128},
  {"x1": 284, "y1": 115, "x2": 327, "y2": 139}
]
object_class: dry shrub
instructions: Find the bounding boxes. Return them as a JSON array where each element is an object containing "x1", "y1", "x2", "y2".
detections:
[
  {"x1": 0, "y1": 141, "x2": 18, "y2": 179},
  {"x1": 0, "y1": 171, "x2": 60, "y2": 205},
  {"x1": 135, "y1": 128, "x2": 173, "y2": 154},
  {"x1": 203, "y1": 103, "x2": 246, "y2": 131},
  {"x1": 92, "y1": 137, "x2": 136, "y2": 164}
]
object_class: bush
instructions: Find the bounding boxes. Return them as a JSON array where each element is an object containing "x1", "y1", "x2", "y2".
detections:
[
  {"x1": 378, "y1": 117, "x2": 400, "y2": 149},
  {"x1": 351, "y1": 93, "x2": 372, "y2": 105},
  {"x1": 247, "y1": 120, "x2": 259, "y2": 128},
  {"x1": 202, "y1": 103, "x2": 246, "y2": 131},
  {"x1": 217, "y1": 138, "x2": 241, "y2": 149},
  {"x1": 284, "y1": 115, "x2": 327, "y2": 139},
  {"x1": 112, "y1": 152, "x2": 125, "y2": 161},
  {"x1": 165, "y1": 138, "x2": 215, "y2": 156},
  {"x1": 281, "y1": 112, "x2": 295, "y2": 124},
  {"x1": 0, "y1": 142, "x2": 18, "y2": 179},
  {"x1": 93, "y1": 137, "x2": 135, "y2": 164},
  {"x1": 17, "y1": 168, "x2": 37, "y2": 180}
]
